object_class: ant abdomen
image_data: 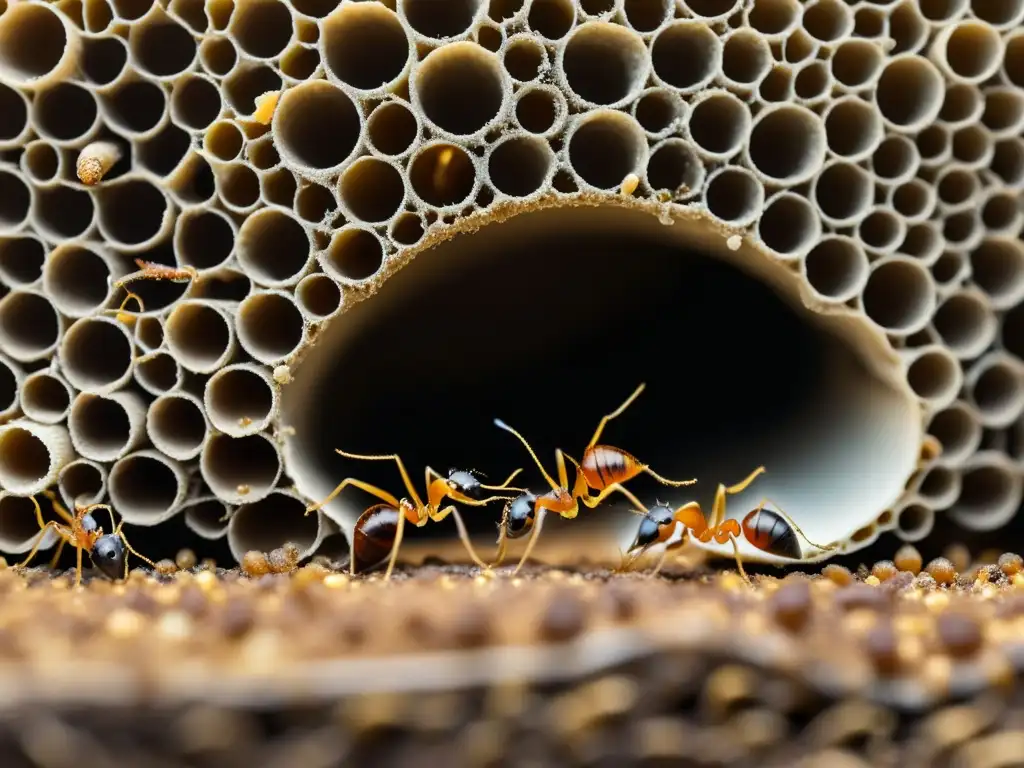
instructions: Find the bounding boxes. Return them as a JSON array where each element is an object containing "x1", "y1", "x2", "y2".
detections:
[
  {"x1": 352, "y1": 504, "x2": 400, "y2": 573},
  {"x1": 741, "y1": 507, "x2": 802, "y2": 560},
  {"x1": 580, "y1": 445, "x2": 641, "y2": 489},
  {"x1": 505, "y1": 493, "x2": 537, "y2": 539}
]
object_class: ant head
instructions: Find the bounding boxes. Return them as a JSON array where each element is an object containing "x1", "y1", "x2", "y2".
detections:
[
  {"x1": 628, "y1": 514, "x2": 664, "y2": 553},
  {"x1": 91, "y1": 533, "x2": 126, "y2": 581},
  {"x1": 503, "y1": 492, "x2": 537, "y2": 539},
  {"x1": 647, "y1": 504, "x2": 674, "y2": 527},
  {"x1": 446, "y1": 469, "x2": 484, "y2": 500}
]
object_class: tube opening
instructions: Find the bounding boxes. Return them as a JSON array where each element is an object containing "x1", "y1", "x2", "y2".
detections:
[{"x1": 282, "y1": 204, "x2": 919, "y2": 558}]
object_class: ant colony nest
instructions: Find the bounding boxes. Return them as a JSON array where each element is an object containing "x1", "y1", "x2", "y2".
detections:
[{"x1": 0, "y1": 0, "x2": 1021, "y2": 571}]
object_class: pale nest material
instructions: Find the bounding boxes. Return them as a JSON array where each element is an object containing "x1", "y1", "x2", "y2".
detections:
[{"x1": 0, "y1": 0, "x2": 1019, "y2": 567}]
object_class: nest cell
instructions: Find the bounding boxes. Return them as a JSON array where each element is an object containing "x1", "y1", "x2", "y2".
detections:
[
  {"x1": 261, "y1": 169, "x2": 298, "y2": 210},
  {"x1": 216, "y1": 163, "x2": 261, "y2": 212},
  {"x1": 906, "y1": 224, "x2": 944, "y2": 270},
  {"x1": 322, "y1": 226, "x2": 384, "y2": 285},
  {"x1": 367, "y1": 101, "x2": 420, "y2": 158},
  {"x1": 487, "y1": 135, "x2": 553, "y2": 198},
  {"x1": 514, "y1": 86, "x2": 566, "y2": 137},
  {"x1": 108, "y1": 450, "x2": 186, "y2": 526},
  {"x1": 891, "y1": 179, "x2": 937, "y2": 223},
  {"x1": 400, "y1": 0, "x2": 486, "y2": 40},
  {"x1": 0, "y1": 421, "x2": 69, "y2": 497},
  {"x1": 948, "y1": 453, "x2": 1022, "y2": 532},
  {"x1": 130, "y1": 13, "x2": 197, "y2": 78},
  {"x1": 830, "y1": 39, "x2": 884, "y2": 92},
  {"x1": 60, "y1": 316, "x2": 133, "y2": 394},
  {"x1": 757, "y1": 192, "x2": 821, "y2": 260},
  {"x1": 503, "y1": 35, "x2": 546, "y2": 83},
  {"x1": 905, "y1": 346, "x2": 962, "y2": 410},
  {"x1": 236, "y1": 208, "x2": 311, "y2": 287},
  {"x1": 970, "y1": 238, "x2": 1024, "y2": 310},
  {"x1": 992, "y1": 138, "x2": 1024, "y2": 188},
  {"x1": 857, "y1": 208, "x2": 906, "y2": 256},
  {"x1": 980, "y1": 191, "x2": 1023, "y2": 236},
  {"x1": 42, "y1": 245, "x2": 117, "y2": 318},
  {"x1": 183, "y1": 498, "x2": 231, "y2": 541},
  {"x1": 971, "y1": 0, "x2": 1024, "y2": 29},
  {"x1": 228, "y1": 0, "x2": 292, "y2": 58},
  {"x1": 0, "y1": 3, "x2": 76, "y2": 88},
  {"x1": 621, "y1": 0, "x2": 670, "y2": 32},
  {"x1": 933, "y1": 290, "x2": 998, "y2": 359},
  {"x1": 983, "y1": 87, "x2": 1024, "y2": 138},
  {"x1": 686, "y1": 90, "x2": 751, "y2": 162},
  {"x1": 813, "y1": 161, "x2": 873, "y2": 227},
  {"x1": 684, "y1": 0, "x2": 742, "y2": 23},
  {"x1": 206, "y1": 363, "x2": 279, "y2": 437},
  {"x1": 236, "y1": 290, "x2": 306, "y2": 365},
  {"x1": 203, "y1": 120, "x2": 243, "y2": 162},
  {"x1": 99, "y1": 79, "x2": 168, "y2": 138},
  {"x1": 273, "y1": 81, "x2": 362, "y2": 174},
  {"x1": 165, "y1": 300, "x2": 236, "y2": 374},
  {"x1": 747, "y1": 104, "x2": 826, "y2": 185},
  {"x1": 96, "y1": 177, "x2": 171, "y2": 250},
  {"x1": 702, "y1": 166, "x2": 764, "y2": 228},
  {"x1": 802, "y1": 236, "x2": 869, "y2": 303},
  {"x1": 646, "y1": 139, "x2": 704, "y2": 201},
  {"x1": 0, "y1": 290, "x2": 61, "y2": 364},
  {"x1": 20, "y1": 370, "x2": 72, "y2": 425},
  {"x1": 801, "y1": 0, "x2": 853, "y2": 42},
  {"x1": 928, "y1": 402, "x2": 982, "y2": 466},
  {"x1": 632, "y1": 88, "x2": 684, "y2": 138},
  {"x1": 0, "y1": 236, "x2": 43, "y2": 288},
  {"x1": 135, "y1": 351, "x2": 182, "y2": 396},
  {"x1": 174, "y1": 207, "x2": 236, "y2": 272},
  {"x1": 227, "y1": 489, "x2": 326, "y2": 563},
  {"x1": 322, "y1": 2, "x2": 411, "y2": 92},
  {"x1": 21, "y1": 141, "x2": 59, "y2": 184},
  {"x1": 527, "y1": 0, "x2": 576, "y2": 40},
  {"x1": 650, "y1": 21, "x2": 722, "y2": 93},
  {"x1": 936, "y1": 166, "x2": 980, "y2": 213},
  {"x1": 875, "y1": 55, "x2": 945, "y2": 132},
  {"x1": 201, "y1": 432, "x2": 283, "y2": 505},
  {"x1": 0, "y1": 354, "x2": 17, "y2": 421},
  {"x1": 413, "y1": 42, "x2": 508, "y2": 138},
  {"x1": 951, "y1": 124, "x2": 992, "y2": 169},
  {"x1": 931, "y1": 20, "x2": 1003, "y2": 84},
  {"x1": 408, "y1": 143, "x2": 478, "y2": 207},
  {"x1": 69, "y1": 391, "x2": 145, "y2": 463},
  {"x1": 824, "y1": 97, "x2": 883, "y2": 162},
  {"x1": 32, "y1": 185, "x2": 94, "y2": 242},
  {"x1": 390, "y1": 212, "x2": 425, "y2": 247},
  {"x1": 871, "y1": 135, "x2": 920, "y2": 186},
  {"x1": 889, "y1": 1, "x2": 929, "y2": 55},
  {"x1": 339, "y1": 157, "x2": 406, "y2": 223},
  {"x1": 720, "y1": 29, "x2": 772, "y2": 90},
  {"x1": 939, "y1": 83, "x2": 984, "y2": 129},
  {"x1": 147, "y1": 392, "x2": 209, "y2": 461},
  {"x1": 0, "y1": 82, "x2": 29, "y2": 149},
  {"x1": 861, "y1": 258, "x2": 935, "y2": 336},
  {"x1": 967, "y1": 354, "x2": 1024, "y2": 428},
  {"x1": 566, "y1": 110, "x2": 648, "y2": 191},
  {"x1": 0, "y1": 170, "x2": 30, "y2": 233},
  {"x1": 198, "y1": 36, "x2": 237, "y2": 77},
  {"x1": 560, "y1": 22, "x2": 648, "y2": 107}
]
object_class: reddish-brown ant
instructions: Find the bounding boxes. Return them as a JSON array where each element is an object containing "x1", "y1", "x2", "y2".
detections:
[
  {"x1": 107, "y1": 259, "x2": 199, "y2": 324},
  {"x1": 18, "y1": 490, "x2": 156, "y2": 587},
  {"x1": 619, "y1": 466, "x2": 836, "y2": 581},
  {"x1": 492, "y1": 382, "x2": 696, "y2": 574},
  {"x1": 304, "y1": 450, "x2": 524, "y2": 579}
]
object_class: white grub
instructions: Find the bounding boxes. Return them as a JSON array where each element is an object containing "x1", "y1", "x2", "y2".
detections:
[
  {"x1": 76, "y1": 141, "x2": 122, "y2": 186},
  {"x1": 726, "y1": 234, "x2": 742, "y2": 251},
  {"x1": 619, "y1": 173, "x2": 640, "y2": 196}
]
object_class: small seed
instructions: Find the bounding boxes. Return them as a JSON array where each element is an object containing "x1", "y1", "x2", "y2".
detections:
[
  {"x1": 894, "y1": 545, "x2": 923, "y2": 575},
  {"x1": 926, "y1": 557, "x2": 957, "y2": 586},
  {"x1": 871, "y1": 560, "x2": 898, "y2": 582}
]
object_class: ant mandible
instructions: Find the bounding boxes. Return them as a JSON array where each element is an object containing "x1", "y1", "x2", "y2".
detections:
[
  {"x1": 619, "y1": 466, "x2": 836, "y2": 581},
  {"x1": 18, "y1": 490, "x2": 156, "y2": 587},
  {"x1": 304, "y1": 449, "x2": 524, "y2": 580},
  {"x1": 492, "y1": 382, "x2": 696, "y2": 575}
]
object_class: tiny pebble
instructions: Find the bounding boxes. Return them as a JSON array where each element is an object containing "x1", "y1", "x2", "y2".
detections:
[
  {"x1": 770, "y1": 579, "x2": 812, "y2": 631},
  {"x1": 540, "y1": 589, "x2": 588, "y2": 642},
  {"x1": 154, "y1": 559, "x2": 178, "y2": 576},
  {"x1": 999, "y1": 552, "x2": 1023, "y2": 577},
  {"x1": 871, "y1": 561, "x2": 898, "y2": 582},
  {"x1": 894, "y1": 545, "x2": 923, "y2": 575},
  {"x1": 937, "y1": 611, "x2": 983, "y2": 658},
  {"x1": 176, "y1": 549, "x2": 197, "y2": 571},
  {"x1": 926, "y1": 557, "x2": 957, "y2": 586},
  {"x1": 821, "y1": 564, "x2": 853, "y2": 586},
  {"x1": 241, "y1": 551, "x2": 270, "y2": 577}
]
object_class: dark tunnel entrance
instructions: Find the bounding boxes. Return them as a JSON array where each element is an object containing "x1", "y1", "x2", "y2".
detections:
[{"x1": 283, "y1": 206, "x2": 919, "y2": 567}]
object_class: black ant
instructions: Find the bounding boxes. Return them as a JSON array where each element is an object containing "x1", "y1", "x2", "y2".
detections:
[
  {"x1": 304, "y1": 449, "x2": 524, "y2": 579},
  {"x1": 18, "y1": 490, "x2": 156, "y2": 586},
  {"x1": 619, "y1": 466, "x2": 836, "y2": 581},
  {"x1": 492, "y1": 382, "x2": 696, "y2": 574}
]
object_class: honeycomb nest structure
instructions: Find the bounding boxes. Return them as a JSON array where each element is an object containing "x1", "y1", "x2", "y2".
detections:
[{"x1": 0, "y1": 0, "x2": 1022, "y2": 567}]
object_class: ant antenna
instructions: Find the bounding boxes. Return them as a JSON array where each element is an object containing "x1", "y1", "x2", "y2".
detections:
[{"x1": 493, "y1": 419, "x2": 561, "y2": 492}]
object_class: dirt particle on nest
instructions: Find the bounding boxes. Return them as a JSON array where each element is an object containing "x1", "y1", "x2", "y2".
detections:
[
  {"x1": 242, "y1": 551, "x2": 270, "y2": 577},
  {"x1": 871, "y1": 560, "x2": 899, "y2": 582},
  {"x1": 894, "y1": 545, "x2": 923, "y2": 575},
  {"x1": 926, "y1": 558, "x2": 957, "y2": 586},
  {"x1": 176, "y1": 549, "x2": 198, "y2": 571},
  {"x1": 540, "y1": 589, "x2": 588, "y2": 642},
  {"x1": 998, "y1": 552, "x2": 1023, "y2": 577},
  {"x1": 821, "y1": 564, "x2": 853, "y2": 586},
  {"x1": 154, "y1": 559, "x2": 178, "y2": 576}
]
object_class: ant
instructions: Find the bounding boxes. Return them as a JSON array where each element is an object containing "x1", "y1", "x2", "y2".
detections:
[
  {"x1": 304, "y1": 449, "x2": 524, "y2": 579},
  {"x1": 619, "y1": 466, "x2": 836, "y2": 581},
  {"x1": 18, "y1": 490, "x2": 156, "y2": 587},
  {"x1": 107, "y1": 259, "x2": 199, "y2": 324},
  {"x1": 492, "y1": 382, "x2": 696, "y2": 575}
]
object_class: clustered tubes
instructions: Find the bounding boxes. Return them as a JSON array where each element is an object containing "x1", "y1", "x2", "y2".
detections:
[{"x1": 0, "y1": 0, "x2": 1020, "y2": 573}]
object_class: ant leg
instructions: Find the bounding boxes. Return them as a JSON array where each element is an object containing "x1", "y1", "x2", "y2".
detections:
[
  {"x1": 493, "y1": 419, "x2": 562, "y2": 493},
  {"x1": 729, "y1": 537, "x2": 749, "y2": 584},
  {"x1": 115, "y1": 523, "x2": 158, "y2": 570},
  {"x1": 47, "y1": 538, "x2": 66, "y2": 570},
  {"x1": 708, "y1": 467, "x2": 766, "y2": 529},
  {"x1": 642, "y1": 466, "x2": 697, "y2": 488},
  {"x1": 75, "y1": 546, "x2": 83, "y2": 588},
  {"x1": 305, "y1": 478, "x2": 401, "y2": 516},
  {"x1": 587, "y1": 383, "x2": 646, "y2": 449},
  {"x1": 579, "y1": 482, "x2": 646, "y2": 511},
  {"x1": 18, "y1": 521, "x2": 67, "y2": 569},
  {"x1": 759, "y1": 497, "x2": 837, "y2": 553},
  {"x1": 40, "y1": 490, "x2": 75, "y2": 525},
  {"x1": 512, "y1": 508, "x2": 548, "y2": 576},
  {"x1": 334, "y1": 450, "x2": 425, "y2": 509},
  {"x1": 382, "y1": 507, "x2": 408, "y2": 581},
  {"x1": 433, "y1": 505, "x2": 488, "y2": 569},
  {"x1": 491, "y1": 525, "x2": 509, "y2": 568}
]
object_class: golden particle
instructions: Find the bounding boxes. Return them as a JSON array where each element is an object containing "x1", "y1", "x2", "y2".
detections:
[
  {"x1": 241, "y1": 551, "x2": 270, "y2": 577},
  {"x1": 619, "y1": 173, "x2": 640, "y2": 196},
  {"x1": 999, "y1": 552, "x2": 1024, "y2": 576},
  {"x1": 871, "y1": 560, "x2": 898, "y2": 581},
  {"x1": 864, "y1": 575, "x2": 881, "y2": 586},
  {"x1": 176, "y1": 549, "x2": 198, "y2": 571},
  {"x1": 894, "y1": 544, "x2": 923, "y2": 575},
  {"x1": 926, "y1": 557, "x2": 957, "y2": 586},
  {"x1": 154, "y1": 559, "x2": 177, "y2": 576},
  {"x1": 821, "y1": 564, "x2": 853, "y2": 586},
  {"x1": 195, "y1": 570, "x2": 217, "y2": 591},
  {"x1": 273, "y1": 365, "x2": 293, "y2": 384},
  {"x1": 252, "y1": 90, "x2": 280, "y2": 125}
]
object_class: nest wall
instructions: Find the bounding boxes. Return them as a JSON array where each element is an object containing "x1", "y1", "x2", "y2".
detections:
[{"x1": 0, "y1": 0, "x2": 1021, "y2": 566}]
